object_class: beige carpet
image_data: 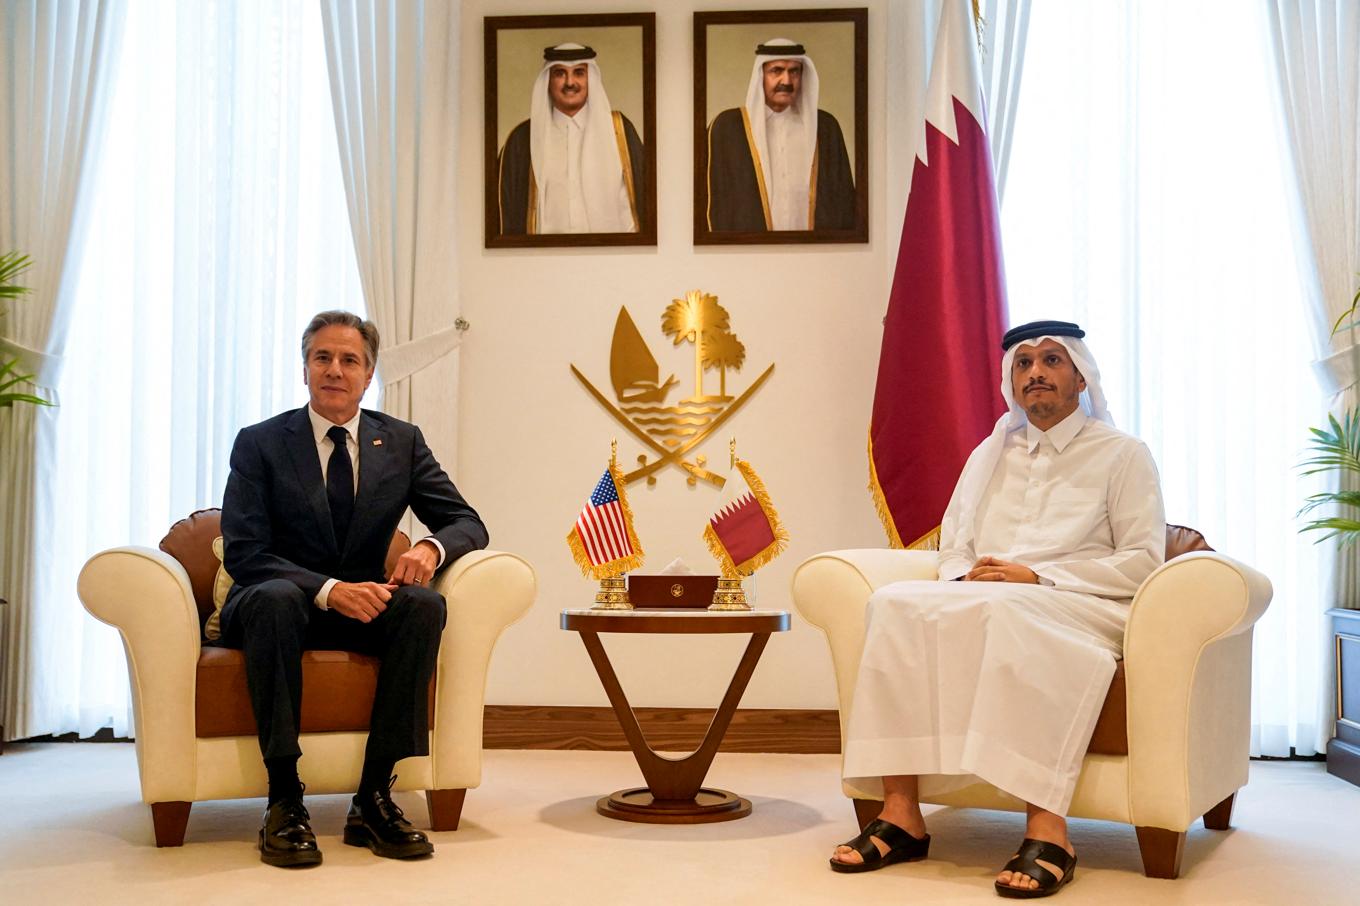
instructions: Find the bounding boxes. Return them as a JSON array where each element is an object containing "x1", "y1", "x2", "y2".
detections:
[{"x1": 0, "y1": 743, "x2": 1354, "y2": 905}]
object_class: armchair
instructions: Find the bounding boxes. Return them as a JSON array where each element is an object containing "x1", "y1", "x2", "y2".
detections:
[
  {"x1": 78, "y1": 508, "x2": 535, "y2": 846},
  {"x1": 791, "y1": 526, "x2": 1272, "y2": 879}
]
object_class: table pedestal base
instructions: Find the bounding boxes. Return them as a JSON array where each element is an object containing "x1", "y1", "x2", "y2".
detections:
[{"x1": 596, "y1": 787, "x2": 752, "y2": 824}]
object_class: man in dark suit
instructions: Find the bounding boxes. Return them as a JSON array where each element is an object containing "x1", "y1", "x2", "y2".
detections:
[{"x1": 219, "y1": 310, "x2": 488, "y2": 867}]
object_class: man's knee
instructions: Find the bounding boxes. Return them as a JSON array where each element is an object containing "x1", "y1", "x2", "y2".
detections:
[
  {"x1": 388, "y1": 585, "x2": 448, "y2": 633},
  {"x1": 237, "y1": 579, "x2": 311, "y2": 632}
]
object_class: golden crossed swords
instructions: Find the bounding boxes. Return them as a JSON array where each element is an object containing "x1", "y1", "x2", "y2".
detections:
[{"x1": 570, "y1": 364, "x2": 775, "y2": 488}]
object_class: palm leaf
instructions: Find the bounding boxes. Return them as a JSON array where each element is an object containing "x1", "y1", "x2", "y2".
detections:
[
  {"x1": 1298, "y1": 489, "x2": 1360, "y2": 516},
  {"x1": 1328, "y1": 279, "x2": 1360, "y2": 335},
  {"x1": 1299, "y1": 516, "x2": 1360, "y2": 545},
  {"x1": 1299, "y1": 411, "x2": 1360, "y2": 475},
  {"x1": 0, "y1": 356, "x2": 52, "y2": 407},
  {"x1": 0, "y1": 251, "x2": 33, "y2": 301}
]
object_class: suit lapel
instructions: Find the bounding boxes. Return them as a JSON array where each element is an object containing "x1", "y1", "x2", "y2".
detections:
[
  {"x1": 284, "y1": 407, "x2": 339, "y2": 553},
  {"x1": 342, "y1": 413, "x2": 388, "y2": 561}
]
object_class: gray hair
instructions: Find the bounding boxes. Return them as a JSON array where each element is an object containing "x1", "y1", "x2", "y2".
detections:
[{"x1": 301, "y1": 310, "x2": 380, "y2": 369}]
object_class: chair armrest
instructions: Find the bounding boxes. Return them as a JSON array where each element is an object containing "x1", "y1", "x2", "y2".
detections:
[
  {"x1": 428, "y1": 549, "x2": 537, "y2": 789},
  {"x1": 77, "y1": 547, "x2": 202, "y2": 803},
  {"x1": 791, "y1": 549, "x2": 940, "y2": 743},
  {"x1": 1122, "y1": 551, "x2": 1274, "y2": 829}
]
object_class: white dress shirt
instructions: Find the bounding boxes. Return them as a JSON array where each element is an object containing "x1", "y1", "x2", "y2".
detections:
[
  {"x1": 937, "y1": 408, "x2": 1166, "y2": 601},
  {"x1": 539, "y1": 107, "x2": 589, "y2": 233},
  {"x1": 765, "y1": 106, "x2": 812, "y2": 230},
  {"x1": 307, "y1": 406, "x2": 445, "y2": 610}
]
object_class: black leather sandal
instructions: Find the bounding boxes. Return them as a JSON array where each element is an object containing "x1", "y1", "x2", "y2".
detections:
[
  {"x1": 994, "y1": 838, "x2": 1077, "y2": 898},
  {"x1": 829, "y1": 817, "x2": 930, "y2": 873}
]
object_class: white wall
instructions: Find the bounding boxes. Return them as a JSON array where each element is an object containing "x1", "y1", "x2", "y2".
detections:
[{"x1": 457, "y1": 0, "x2": 912, "y2": 710}]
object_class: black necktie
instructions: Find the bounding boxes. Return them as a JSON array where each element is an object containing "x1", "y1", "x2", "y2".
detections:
[{"x1": 326, "y1": 425, "x2": 354, "y2": 547}]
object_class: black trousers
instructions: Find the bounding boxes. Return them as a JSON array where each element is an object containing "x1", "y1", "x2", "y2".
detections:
[{"x1": 219, "y1": 579, "x2": 447, "y2": 764}]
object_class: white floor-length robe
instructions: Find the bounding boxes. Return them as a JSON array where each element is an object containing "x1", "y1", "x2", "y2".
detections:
[{"x1": 842, "y1": 409, "x2": 1165, "y2": 815}]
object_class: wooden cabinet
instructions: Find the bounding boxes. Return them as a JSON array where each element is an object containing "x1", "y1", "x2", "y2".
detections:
[{"x1": 1330, "y1": 607, "x2": 1360, "y2": 786}]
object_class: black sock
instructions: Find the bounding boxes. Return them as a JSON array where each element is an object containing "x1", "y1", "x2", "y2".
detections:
[
  {"x1": 265, "y1": 756, "x2": 302, "y2": 804},
  {"x1": 358, "y1": 757, "x2": 396, "y2": 797}
]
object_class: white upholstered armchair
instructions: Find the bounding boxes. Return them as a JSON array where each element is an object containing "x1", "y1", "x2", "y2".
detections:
[
  {"x1": 791, "y1": 526, "x2": 1272, "y2": 879},
  {"x1": 78, "y1": 509, "x2": 535, "y2": 846}
]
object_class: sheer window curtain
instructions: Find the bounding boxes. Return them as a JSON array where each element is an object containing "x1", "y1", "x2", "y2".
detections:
[
  {"x1": 319, "y1": 0, "x2": 465, "y2": 484},
  {"x1": 30, "y1": 0, "x2": 364, "y2": 738},
  {"x1": 1, "y1": 0, "x2": 126, "y2": 742},
  {"x1": 1002, "y1": 0, "x2": 1326, "y2": 754},
  {"x1": 1268, "y1": 3, "x2": 1360, "y2": 628}
]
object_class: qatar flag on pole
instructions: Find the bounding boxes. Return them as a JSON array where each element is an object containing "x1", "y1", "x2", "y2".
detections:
[{"x1": 868, "y1": 0, "x2": 1009, "y2": 549}]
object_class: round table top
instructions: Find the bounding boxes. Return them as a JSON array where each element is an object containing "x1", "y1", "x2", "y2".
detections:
[{"x1": 560, "y1": 608, "x2": 790, "y2": 634}]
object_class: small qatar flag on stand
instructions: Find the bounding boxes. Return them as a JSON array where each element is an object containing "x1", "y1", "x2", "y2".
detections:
[
  {"x1": 867, "y1": 0, "x2": 1009, "y2": 550},
  {"x1": 703, "y1": 453, "x2": 788, "y2": 577},
  {"x1": 567, "y1": 451, "x2": 644, "y2": 579}
]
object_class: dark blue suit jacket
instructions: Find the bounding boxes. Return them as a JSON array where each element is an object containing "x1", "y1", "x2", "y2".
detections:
[{"x1": 221, "y1": 407, "x2": 488, "y2": 604}]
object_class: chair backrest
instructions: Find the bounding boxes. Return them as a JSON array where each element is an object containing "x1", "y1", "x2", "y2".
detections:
[
  {"x1": 1165, "y1": 523, "x2": 1213, "y2": 560},
  {"x1": 158, "y1": 508, "x2": 412, "y2": 632}
]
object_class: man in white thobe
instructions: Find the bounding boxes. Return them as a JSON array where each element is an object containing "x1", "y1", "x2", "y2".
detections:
[{"x1": 830, "y1": 320, "x2": 1165, "y2": 898}]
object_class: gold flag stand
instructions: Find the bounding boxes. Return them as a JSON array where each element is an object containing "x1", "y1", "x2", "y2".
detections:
[
  {"x1": 708, "y1": 576, "x2": 749, "y2": 611},
  {"x1": 593, "y1": 575, "x2": 633, "y2": 611}
]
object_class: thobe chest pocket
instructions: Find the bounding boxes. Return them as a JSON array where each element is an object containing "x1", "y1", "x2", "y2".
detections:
[{"x1": 1041, "y1": 488, "x2": 1105, "y2": 546}]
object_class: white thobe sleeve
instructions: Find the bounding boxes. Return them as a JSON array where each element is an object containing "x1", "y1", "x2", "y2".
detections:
[
  {"x1": 1029, "y1": 442, "x2": 1166, "y2": 599},
  {"x1": 936, "y1": 448, "x2": 986, "y2": 581}
]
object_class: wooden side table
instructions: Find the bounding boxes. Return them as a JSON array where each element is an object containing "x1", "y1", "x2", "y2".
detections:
[{"x1": 560, "y1": 608, "x2": 790, "y2": 823}]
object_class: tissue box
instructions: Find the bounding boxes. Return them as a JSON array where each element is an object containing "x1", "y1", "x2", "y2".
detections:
[{"x1": 628, "y1": 574, "x2": 720, "y2": 608}]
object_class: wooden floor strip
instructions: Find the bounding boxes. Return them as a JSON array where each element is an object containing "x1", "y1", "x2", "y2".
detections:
[{"x1": 482, "y1": 705, "x2": 841, "y2": 754}]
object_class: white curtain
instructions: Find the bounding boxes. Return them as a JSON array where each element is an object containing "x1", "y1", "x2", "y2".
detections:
[
  {"x1": 1002, "y1": 0, "x2": 1328, "y2": 755},
  {"x1": 978, "y1": 0, "x2": 1031, "y2": 201},
  {"x1": 1268, "y1": 2, "x2": 1360, "y2": 619},
  {"x1": 21, "y1": 0, "x2": 363, "y2": 739},
  {"x1": 0, "y1": 0, "x2": 126, "y2": 741},
  {"x1": 319, "y1": 0, "x2": 466, "y2": 480}
]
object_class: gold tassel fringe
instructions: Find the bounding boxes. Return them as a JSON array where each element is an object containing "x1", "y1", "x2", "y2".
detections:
[{"x1": 867, "y1": 431, "x2": 905, "y2": 549}]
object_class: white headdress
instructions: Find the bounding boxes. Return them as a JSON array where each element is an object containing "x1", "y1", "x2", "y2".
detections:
[
  {"x1": 744, "y1": 38, "x2": 820, "y2": 216},
  {"x1": 528, "y1": 43, "x2": 632, "y2": 232}
]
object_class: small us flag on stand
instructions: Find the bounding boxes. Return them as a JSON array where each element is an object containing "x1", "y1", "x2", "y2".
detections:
[{"x1": 567, "y1": 451, "x2": 644, "y2": 579}]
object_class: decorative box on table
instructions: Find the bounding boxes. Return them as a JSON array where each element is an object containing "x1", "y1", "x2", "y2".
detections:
[{"x1": 627, "y1": 575, "x2": 719, "y2": 609}]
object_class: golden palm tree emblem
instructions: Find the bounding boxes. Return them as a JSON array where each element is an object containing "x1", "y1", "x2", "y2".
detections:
[
  {"x1": 571, "y1": 290, "x2": 775, "y2": 487},
  {"x1": 662, "y1": 290, "x2": 730, "y2": 401}
]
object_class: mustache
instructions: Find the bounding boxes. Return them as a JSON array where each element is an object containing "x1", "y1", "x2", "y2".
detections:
[
  {"x1": 772, "y1": 84, "x2": 795, "y2": 93},
  {"x1": 1023, "y1": 380, "x2": 1054, "y2": 391}
]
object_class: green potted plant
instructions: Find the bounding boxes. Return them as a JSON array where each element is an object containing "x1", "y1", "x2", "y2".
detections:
[
  {"x1": 1299, "y1": 279, "x2": 1360, "y2": 787},
  {"x1": 0, "y1": 252, "x2": 52, "y2": 409}
]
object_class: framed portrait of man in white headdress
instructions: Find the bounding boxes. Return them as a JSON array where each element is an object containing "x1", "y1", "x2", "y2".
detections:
[
  {"x1": 484, "y1": 14, "x2": 657, "y2": 248},
  {"x1": 694, "y1": 9, "x2": 867, "y2": 245}
]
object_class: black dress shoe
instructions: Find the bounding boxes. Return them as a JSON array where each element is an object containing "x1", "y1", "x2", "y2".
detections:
[
  {"x1": 344, "y1": 778, "x2": 434, "y2": 859},
  {"x1": 259, "y1": 797, "x2": 322, "y2": 867}
]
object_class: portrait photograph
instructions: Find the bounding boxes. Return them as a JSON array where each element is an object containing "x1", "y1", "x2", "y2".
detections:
[
  {"x1": 483, "y1": 13, "x2": 657, "y2": 249},
  {"x1": 694, "y1": 9, "x2": 868, "y2": 245}
]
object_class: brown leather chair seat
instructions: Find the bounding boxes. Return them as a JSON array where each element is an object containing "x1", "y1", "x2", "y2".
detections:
[
  {"x1": 160, "y1": 508, "x2": 427, "y2": 740},
  {"x1": 1085, "y1": 523, "x2": 1213, "y2": 755}
]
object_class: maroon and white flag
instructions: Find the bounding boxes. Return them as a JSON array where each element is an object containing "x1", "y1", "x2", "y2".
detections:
[
  {"x1": 703, "y1": 457, "x2": 787, "y2": 577},
  {"x1": 868, "y1": 0, "x2": 1009, "y2": 549}
]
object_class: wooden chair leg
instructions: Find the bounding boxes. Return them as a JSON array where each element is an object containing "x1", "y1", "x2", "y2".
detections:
[
  {"x1": 1202, "y1": 792, "x2": 1235, "y2": 830},
  {"x1": 426, "y1": 788, "x2": 466, "y2": 831},
  {"x1": 852, "y1": 798, "x2": 881, "y2": 831},
  {"x1": 150, "y1": 801, "x2": 192, "y2": 847},
  {"x1": 1134, "y1": 826, "x2": 1185, "y2": 879}
]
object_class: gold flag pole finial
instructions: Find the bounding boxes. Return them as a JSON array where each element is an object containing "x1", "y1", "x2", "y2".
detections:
[{"x1": 729, "y1": 437, "x2": 736, "y2": 469}]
